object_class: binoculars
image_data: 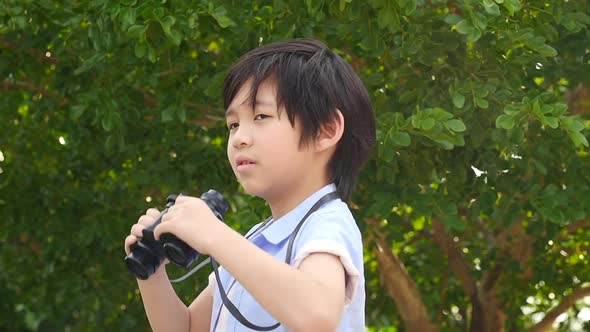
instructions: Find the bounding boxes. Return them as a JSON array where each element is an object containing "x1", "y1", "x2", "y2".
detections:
[{"x1": 124, "y1": 190, "x2": 229, "y2": 280}]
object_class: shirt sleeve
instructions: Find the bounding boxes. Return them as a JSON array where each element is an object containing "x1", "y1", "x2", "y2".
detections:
[{"x1": 290, "y1": 207, "x2": 362, "y2": 305}]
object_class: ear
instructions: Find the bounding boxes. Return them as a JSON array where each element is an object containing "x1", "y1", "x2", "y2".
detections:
[{"x1": 314, "y1": 109, "x2": 344, "y2": 152}]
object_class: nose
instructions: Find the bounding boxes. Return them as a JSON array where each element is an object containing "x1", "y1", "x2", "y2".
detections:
[{"x1": 230, "y1": 125, "x2": 253, "y2": 149}]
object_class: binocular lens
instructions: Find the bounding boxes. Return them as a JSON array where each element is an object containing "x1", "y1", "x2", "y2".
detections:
[
  {"x1": 124, "y1": 243, "x2": 163, "y2": 280},
  {"x1": 164, "y1": 244, "x2": 187, "y2": 267},
  {"x1": 125, "y1": 255, "x2": 152, "y2": 280},
  {"x1": 161, "y1": 238, "x2": 199, "y2": 268}
]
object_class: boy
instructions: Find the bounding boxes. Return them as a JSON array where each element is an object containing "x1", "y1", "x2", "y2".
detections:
[{"x1": 124, "y1": 38, "x2": 376, "y2": 331}]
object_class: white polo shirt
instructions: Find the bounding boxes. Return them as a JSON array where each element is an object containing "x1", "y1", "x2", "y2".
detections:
[{"x1": 208, "y1": 184, "x2": 365, "y2": 331}]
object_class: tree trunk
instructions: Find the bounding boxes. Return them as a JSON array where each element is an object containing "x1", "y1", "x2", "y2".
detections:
[
  {"x1": 369, "y1": 218, "x2": 439, "y2": 332},
  {"x1": 470, "y1": 285, "x2": 506, "y2": 332}
]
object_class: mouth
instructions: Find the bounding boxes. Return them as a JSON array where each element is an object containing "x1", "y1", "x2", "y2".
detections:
[{"x1": 235, "y1": 157, "x2": 256, "y2": 171}]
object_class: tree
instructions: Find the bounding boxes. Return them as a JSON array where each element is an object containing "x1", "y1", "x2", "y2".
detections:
[{"x1": 1, "y1": 0, "x2": 589, "y2": 331}]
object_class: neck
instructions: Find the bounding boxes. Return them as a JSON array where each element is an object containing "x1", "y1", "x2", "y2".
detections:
[{"x1": 266, "y1": 173, "x2": 331, "y2": 220}]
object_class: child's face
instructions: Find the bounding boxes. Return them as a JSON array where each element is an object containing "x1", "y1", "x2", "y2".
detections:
[{"x1": 225, "y1": 79, "x2": 316, "y2": 200}]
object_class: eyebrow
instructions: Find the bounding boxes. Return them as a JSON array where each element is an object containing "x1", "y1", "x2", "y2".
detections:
[{"x1": 225, "y1": 99, "x2": 276, "y2": 118}]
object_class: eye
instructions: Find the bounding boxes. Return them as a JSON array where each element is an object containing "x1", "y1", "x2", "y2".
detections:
[
  {"x1": 254, "y1": 114, "x2": 270, "y2": 121},
  {"x1": 227, "y1": 122, "x2": 239, "y2": 130}
]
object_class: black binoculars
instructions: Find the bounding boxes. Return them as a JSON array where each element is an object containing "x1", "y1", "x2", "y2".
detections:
[{"x1": 124, "y1": 190, "x2": 229, "y2": 280}]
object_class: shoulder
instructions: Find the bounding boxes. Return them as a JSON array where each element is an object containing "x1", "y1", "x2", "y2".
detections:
[
  {"x1": 298, "y1": 200, "x2": 361, "y2": 241},
  {"x1": 292, "y1": 200, "x2": 363, "y2": 259}
]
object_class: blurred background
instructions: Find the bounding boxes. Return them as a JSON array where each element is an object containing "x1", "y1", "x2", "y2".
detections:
[{"x1": 1, "y1": 0, "x2": 589, "y2": 331}]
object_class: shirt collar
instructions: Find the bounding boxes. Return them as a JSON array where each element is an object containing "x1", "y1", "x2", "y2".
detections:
[{"x1": 260, "y1": 183, "x2": 338, "y2": 245}]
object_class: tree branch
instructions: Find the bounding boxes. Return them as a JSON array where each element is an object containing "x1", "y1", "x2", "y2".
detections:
[
  {"x1": 527, "y1": 286, "x2": 590, "y2": 332},
  {"x1": 2, "y1": 79, "x2": 69, "y2": 104},
  {"x1": 431, "y1": 218, "x2": 477, "y2": 298},
  {"x1": 0, "y1": 36, "x2": 60, "y2": 65},
  {"x1": 367, "y1": 218, "x2": 439, "y2": 332},
  {"x1": 493, "y1": 217, "x2": 534, "y2": 282},
  {"x1": 565, "y1": 219, "x2": 588, "y2": 236}
]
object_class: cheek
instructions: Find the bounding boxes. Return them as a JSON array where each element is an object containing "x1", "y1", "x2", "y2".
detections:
[{"x1": 226, "y1": 146, "x2": 234, "y2": 166}]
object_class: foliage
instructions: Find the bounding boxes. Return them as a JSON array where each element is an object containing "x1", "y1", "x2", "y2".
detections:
[{"x1": 1, "y1": 0, "x2": 589, "y2": 331}]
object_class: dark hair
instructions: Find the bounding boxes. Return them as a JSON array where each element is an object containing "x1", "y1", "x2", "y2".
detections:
[{"x1": 222, "y1": 38, "x2": 376, "y2": 202}]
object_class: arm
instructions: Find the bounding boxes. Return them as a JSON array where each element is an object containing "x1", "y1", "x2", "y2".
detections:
[
  {"x1": 136, "y1": 266, "x2": 190, "y2": 332},
  {"x1": 207, "y1": 226, "x2": 346, "y2": 332},
  {"x1": 126, "y1": 208, "x2": 212, "y2": 332},
  {"x1": 152, "y1": 197, "x2": 349, "y2": 331},
  {"x1": 188, "y1": 284, "x2": 213, "y2": 332},
  {"x1": 136, "y1": 266, "x2": 213, "y2": 332}
]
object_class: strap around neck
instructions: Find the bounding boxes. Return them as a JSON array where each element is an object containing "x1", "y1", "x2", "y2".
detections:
[{"x1": 212, "y1": 191, "x2": 339, "y2": 331}]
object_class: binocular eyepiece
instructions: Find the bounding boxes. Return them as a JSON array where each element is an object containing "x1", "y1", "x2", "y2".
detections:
[{"x1": 124, "y1": 190, "x2": 229, "y2": 280}]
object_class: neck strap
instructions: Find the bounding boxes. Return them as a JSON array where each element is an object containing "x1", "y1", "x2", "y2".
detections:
[{"x1": 212, "y1": 191, "x2": 339, "y2": 331}]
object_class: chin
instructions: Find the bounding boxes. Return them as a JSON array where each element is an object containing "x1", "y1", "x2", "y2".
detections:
[{"x1": 239, "y1": 181, "x2": 268, "y2": 199}]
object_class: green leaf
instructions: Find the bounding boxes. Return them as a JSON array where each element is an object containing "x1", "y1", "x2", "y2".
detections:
[
  {"x1": 339, "y1": 0, "x2": 347, "y2": 11},
  {"x1": 445, "y1": 119, "x2": 466, "y2": 132},
  {"x1": 504, "y1": 105, "x2": 520, "y2": 116},
  {"x1": 467, "y1": 28, "x2": 482, "y2": 42},
  {"x1": 127, "y1": 24, "x2": 146, "y2": 38},
  {"x1": 166, "y1": 29, "x2": 182, "y2": 46},
  {"x1": 399, "y1": 90, "x2": 418, "y2": 103},
  {"x1": 535, "y1": 44, "x2": 558, "y2": 57},
  {"x1": 210, "y1": 6, "x2": 236, "y2": 28},
  {"x1": 148, "y1": 45, "x2": 157, "y2": 63},
  {"x1": 441, "y1": 215, "x2": 466, "y2": 231},
  {"x1": 476, "y1": 98, "x2": 489, "y2": 109},
  {"x1": 161, "y1": 106, "x2": 175, "y2": 123},
  {"x1": 484, "y1": 3, "x2": 500, "y2": 15},
  {"x1": 452, "y1": 93, "x2": 465, "y2": 108},
  {"x1": 437, "y1": 200, "x2": 458, "y2": 216},
  {"x1": 496, "y1": 114, "x2": 515, "y2": 129},
  {"x1": 391, "y1": 131, "x2": 411, "y2": 146},
  {"x1": 483, "y1": 0, "x2": 495, "y2": 7},
  {"x1": 544, "y1": 117, "x2": 558, "y2": 129},
  {"x1": 177, "y1": 105, "x2": 186, "y2": 123},
  {"x1": 134, "y1": 42, "x2": 147, "y2": 57},
  {"x1": 160, "y1": 16, "x2": 175, "y2": 30},
  {"x1": 455, "y1": 20, "x2": 471, "y2": 34},
  {"x1": 411, "y1": 115, "x2": 422, "y2": 129},
  {"x1": 151, "y1": 7, "x2": 165, "y2": 19},
  {"x1": 120, "y1": 7, "x2": 137, "y2": 28},
  {"x1": 502, "y1": 0, "x2": 522, "y2": 15},
  {"x1": 73, "y1": 53, "x2": 105, "y2": 75},
  {"x1": 421, "y1": 118, "x2": 436, "y2": 130},
  {"x1": 569, "y1": 119, "x2": 585, "y2": 132},
  {"x1": 532, "y1": 159, "x2": 548, "y2": 175},
  {"x1": 70, "y1": 105, "x2": 86, "y2": 121},
  {"x1": 444, "y1": 14, "x2": 461, "y2": 25},
  {"x1": 101, "y1": 112, "x2": 114, "y2": 131},
  {"x1": 553, "y1": 103, "x2": 568, "y2": 115},
  {"x1": 403, "y1": 0, "x2": 417, "y2": 16},
  {"x1": 569, "y1": 131, "x2": 589, "y2": 147},
  {"x1": 471, "y1": 12, "x2": 487, "y2": 31}
]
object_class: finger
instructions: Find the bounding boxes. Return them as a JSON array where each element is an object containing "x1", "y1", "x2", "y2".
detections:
[
  {"x1": 161, "y1": 213, "x2": 176, "y2": 224},
  {"x1": 137, "y1": 215, "x2": 156, "y2": 226},
  {"x1": 124, "y1": 235, "x2": 137, "y2": 255},
  {"x1": 153, "y1": 223, "x2": 165, "y2": 240},
  {"x1": 166, "y1": 205, "x2": 178, "y2": 214},
  {"x1": 130, "y1": 224, "x2": 145, "y2": 237},
  {"x1": 174, "y1": 195, "x2": 193, "y2": 204},
  {"x1": 146, "y1": 208, "x2": 161, "y2": 218}
]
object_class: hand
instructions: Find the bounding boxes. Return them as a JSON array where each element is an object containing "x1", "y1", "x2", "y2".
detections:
[
  {"x1": 153, "y1": 195, "x2": 224, "y2": 255},
  {"x1": 124, "y1": 208, "x2": 165, "y2": 258}
]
